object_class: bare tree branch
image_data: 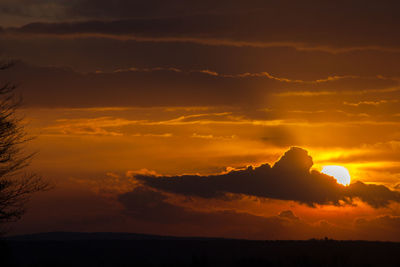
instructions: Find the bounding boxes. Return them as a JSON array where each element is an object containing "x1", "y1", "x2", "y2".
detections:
[{"x1": 0, "y1": 62, "x2": 50, "y2": 225}]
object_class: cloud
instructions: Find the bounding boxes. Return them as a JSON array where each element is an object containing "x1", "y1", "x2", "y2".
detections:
[
  {"x1": 135, "y1": 147, "x2": 400, "y2": 208},
  {"x1": 117, "y1": 186, "x2": 311, "y2": 239},
  {"x1": 116, "y1": 184, "x2": 400, "y2": 240},
  {"x1": 64, "y1": 0, "x2": 270, "y2": 20},
  {"x1": 4, "y1": 32, "x2": 400, "y2": 83},
  {"x1": 4, "y1": 1, "x2": 400, "y2": 52},
  {"x1": 43, "y1": 116, "x2": 136, "y2": 136},
  {"x1": 1, "y1": 62, "x2": 397, "y2": 109},
  {"x1": 278, "y1": 210, "x2": 299, "y2": 220},
  {"x1": 191, "y1": 133, "x2": 236, "y2": 140},
  {"x1": 354, "y1": 215, "x2": 400, "y2": 241},
  {"x1": 347, "y1": 182, "x2": 400, "y2": 208},
  {"x1": 343, "y1": 100, "x2": 398, "y2": 107}
]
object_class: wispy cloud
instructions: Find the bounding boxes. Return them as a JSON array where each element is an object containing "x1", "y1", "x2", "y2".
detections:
[{"x1": 343, "y1": 100, "x2": 398, "y2": 107}]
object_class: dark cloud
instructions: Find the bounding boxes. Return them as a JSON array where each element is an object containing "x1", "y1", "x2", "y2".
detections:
[
  {"x1": 0, "y1": 62, "x2": 396, "y2": 109},
  {"x1": 117, "y1": 186, "x2": 400, "y2": 240},
  {"x1": 357, "y1": 215, "x2": 400, "y2": 229},
  {"x1": 4, "y1": 1, "x2": 400, "y2": 50},
  {"x1": 0, "y1": 0, "x2": 70, "y2": 27},
  {"x1": 0, "y1": 62, "x2": 269, "y2": 108},
  {"x1": 65, "y1": 0, "x2": 268, "y2": 19},
  {"x1": 347, "y1": 182, "x2": 400, "y2": 208},
  {"x1": 118, "y1": 186, "x2": 188, "y2": 224},
  {"x1": 136, "y1": 147, "x2": 400, "y2": 208},
  {"x1": 3, "y1": 2, "x2": 400, "y2": 82},
  {"x1": 278, "y1": 210, "x2": 299, "y2": 220},
  {"x1": 354, "y1": 215, "x2": 400, "y2": 241},
  {"x1": 4, "y1": 36, "x2": 400, "y2": 80},
  {"x1": 117, "y1": 186, "x2": 308, "y2": 239},
  {"x1": 0, "y1": 0, "x2": 266, "y2": 24}
]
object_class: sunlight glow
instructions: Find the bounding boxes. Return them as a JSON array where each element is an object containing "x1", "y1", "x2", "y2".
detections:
[{"x1": 321, "y1": 165, "x2": 351, "y2": 186}]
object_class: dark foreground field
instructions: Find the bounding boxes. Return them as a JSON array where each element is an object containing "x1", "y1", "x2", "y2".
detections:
[{"x1": 1, "y1": 232, "x2": 399, "y2": 266}]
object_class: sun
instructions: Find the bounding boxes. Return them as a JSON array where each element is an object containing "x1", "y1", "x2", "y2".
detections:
[{"x1": 321, "y1": 165, "x2": 351, "y2": 186}]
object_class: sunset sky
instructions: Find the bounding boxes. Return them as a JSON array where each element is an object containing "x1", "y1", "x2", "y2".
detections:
[{"x1": 1, "y1": 1, "x2": 400, "y2": 241}]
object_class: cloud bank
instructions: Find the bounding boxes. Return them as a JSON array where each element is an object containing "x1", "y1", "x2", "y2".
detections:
[
  {"x1": 4, "y1": 1, "x2": 400, "y2": 51},
  {"x1": 136, "y1": 147, "x2": 400, "y2": 208},
  {"x1": 117, "y1": 186, "x2": 312, "y2": 239}
]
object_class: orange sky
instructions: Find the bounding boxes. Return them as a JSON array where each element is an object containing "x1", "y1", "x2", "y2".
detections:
[{"x1": 1, "y1": 1, "x2": 400, "y2": 241}]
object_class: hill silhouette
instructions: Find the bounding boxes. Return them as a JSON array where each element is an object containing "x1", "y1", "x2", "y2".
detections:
[{"x1": 1, "y1": 232, "x2": 400, "y2": 266}]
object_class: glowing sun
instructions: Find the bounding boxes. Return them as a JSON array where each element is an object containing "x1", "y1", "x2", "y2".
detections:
[{"x1": 321, "y1": 165, "x2": 351, "y2": 186}]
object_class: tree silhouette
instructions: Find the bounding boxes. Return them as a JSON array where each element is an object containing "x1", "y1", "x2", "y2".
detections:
[{"x1": 0, "y1": 62, "x2": 50, "y2": 225}]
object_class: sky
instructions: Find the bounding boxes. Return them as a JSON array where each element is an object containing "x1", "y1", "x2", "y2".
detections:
[{"x1": 1, "y1": 0, "x2": 400, "y2": 241}]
